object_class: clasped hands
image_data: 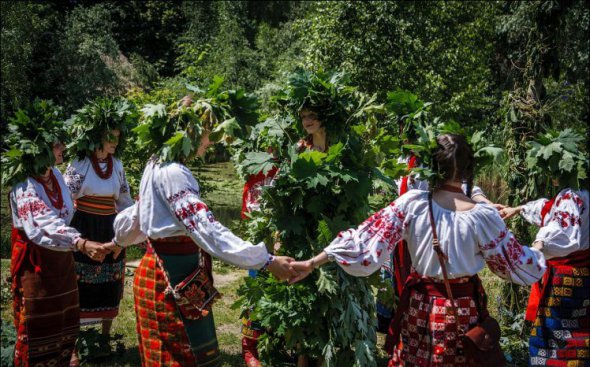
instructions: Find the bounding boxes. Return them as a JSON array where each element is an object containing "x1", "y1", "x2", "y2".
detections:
[
  {"x1": 265, "y1": 255, "x2": 322, "y2": 284},
  {"x1": 75, "y1": 239, "x2": 123, "y2": 262}
]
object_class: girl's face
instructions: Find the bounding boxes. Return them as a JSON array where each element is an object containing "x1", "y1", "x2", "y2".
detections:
[
  {"x1": 52, "y1": 142, "x2": 65, "y2": 165},
  {"x1": 300, "y1": 109, "x2": 322, "y2": 135},
  {"x1": 101, "y1": 128, "x2": 121, "y2": 155}
]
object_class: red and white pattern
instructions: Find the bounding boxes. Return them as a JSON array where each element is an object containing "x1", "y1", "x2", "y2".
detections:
[
  {"x1": 64, "y1": 156, "x2": 134, "y2": 212},
  {"x1": 522, "y1": 189, "x2": 589, "y2": 260},
  {"x1": 390, "y1": 289, "x2": 479, "y2": 367},
  {"x1": 113, "y1": 160, "x2": 270, "y2": 270},
  {"x1": 10, "y1": 167, "x2": 79, "y2": 251},
  {"x1": 325, "y1": 190, "x2": 545, "y2": 284}
]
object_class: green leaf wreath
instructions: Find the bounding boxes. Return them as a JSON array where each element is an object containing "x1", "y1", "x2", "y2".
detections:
[
  {"x1": 133, "y1": 77, "x2": 259, "y2": 163},
  {"x1": 234, "y1": 70, "x2": 397, "y2": 366},
  {"x1": 1, "y1": 99, "x2": 67, "y2": 186},
  {"x1": 66, "y1": 97, "x2": 135, "y2": 160},
  {"x1": 382, "y1": 89, "x2": 505, "y2": 188},
  {"x1": 525, "y1": 128, "x2": 588, "y2": 191}
]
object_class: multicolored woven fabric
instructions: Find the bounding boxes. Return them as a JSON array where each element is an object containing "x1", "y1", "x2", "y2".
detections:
[
  {"x1": 389, "y1": 277, "x2": 482, "y2": 367},
  {"x1": 529, "y1": 264, "x2": 590, "y2": 366},
  {"x1": 133, "y1": 252, "x2": 221, "y2": 367},
  {"x1": 72, "y1": 209, "x2": 124, "y2": 324}
]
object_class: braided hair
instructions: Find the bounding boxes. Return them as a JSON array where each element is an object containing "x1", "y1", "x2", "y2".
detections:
[{"x1": 431, "y1": 133, "x2": 475, "y2": 197}]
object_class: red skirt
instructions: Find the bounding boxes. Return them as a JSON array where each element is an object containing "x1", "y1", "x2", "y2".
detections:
[
  {"x1": 11, "y1": 229, "x2": 79, "y2": 367},
  {"x1": 133, "y1": 237, "x2": 220, "y2": 367},
  {"x1": 388, "y1": 273, "x2": 486, "y2": 367}
]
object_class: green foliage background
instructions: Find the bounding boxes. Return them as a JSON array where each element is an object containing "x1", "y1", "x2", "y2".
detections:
[{"x1": 1, "y1": 1, "x2": 588, "y2": 366}]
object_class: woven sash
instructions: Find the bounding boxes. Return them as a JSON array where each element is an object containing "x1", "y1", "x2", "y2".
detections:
[{"x1": 75, "y1": 195, "x2": 116, "y2": 215}]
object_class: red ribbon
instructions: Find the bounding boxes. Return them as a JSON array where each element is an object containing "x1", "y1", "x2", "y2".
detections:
[
  {"x1": 241, "y1": 167, "x2": 278, "y2": 220},
  {"x1": 393, "y1": 155, "x2": 417, "y2": 297}
]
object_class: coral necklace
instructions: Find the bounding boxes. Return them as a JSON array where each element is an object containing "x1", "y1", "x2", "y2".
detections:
[
  {"x1": 91, "y1": 153, "x2": 113, "y2": 179},
  {"x1": 35, "y1": 170, "x2": 64, "y2": 210}
]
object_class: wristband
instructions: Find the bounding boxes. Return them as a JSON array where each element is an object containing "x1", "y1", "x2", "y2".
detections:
[{"x1": 261, "y1": 254, "x2": 275, "y2": 271}]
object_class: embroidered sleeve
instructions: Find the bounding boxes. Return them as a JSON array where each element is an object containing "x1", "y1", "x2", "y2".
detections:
[
  {"x1": 323, "y1": 191, "x2": 418, "y2": 277},
  {"x1": 535, "y1": 190, "x2": 586, "y2": 259},
  {"x1": 113, "y1": 203, "x2": 146, "y2": 247},
  {"x1": 11, "y1": 186, "x2": 80, "y2": 251},
  {"x1": 477, "y1": 207, "x2": 546, "y2": 285},
  {"x1": 63, "y1": 161, "x2": 86, "y2": 197},
  {"x1": 160, "y1": 164, "x2": 269, "y2": 269},
  {"x1": 114, "y1": 159, "x2": 134, "y2": 212},
  {"x1": 520, "y1": 198, "x2": 549, "y2": 227}
]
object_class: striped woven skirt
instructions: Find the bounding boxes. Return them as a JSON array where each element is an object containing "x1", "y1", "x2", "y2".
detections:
[
  {"x1": 11, "y1": 229, "x2": 79, "y2": 367},
  {"x1": 133, "y1": 237, "x2": 220, "y2": 367},
  {"x1": 72, "y1": 196, "x2": 124, "y2": 324},
  {"x1": 529, "y1": 264, "x2": 590, "y2": 366}
]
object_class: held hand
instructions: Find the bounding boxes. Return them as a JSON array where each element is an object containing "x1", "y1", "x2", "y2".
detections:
[
  {"x1": 491, "y1": 203, "x2": 506, "y2": 211},
  {"x1": 103, "y1": 241, "x2": 123, "y2": 260},
  {"x1": 499, "y1": 206, "x2": 520, "y2": 220},
  {"x1": 84, "y1": 240, "x2": 110, "y2": 262},
  {"x1": 288, "y1": 260, "x2": 314, "y2": 284},
  {"x1": 267, "y1": 256, "x2": 297, "y2": 281}
]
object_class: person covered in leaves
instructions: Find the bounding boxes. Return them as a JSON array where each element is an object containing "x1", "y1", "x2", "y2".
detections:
[
  {"x1": 499, "y1": 129, "x2": 589, "y2": 367},
  {"x1": 2, "y1": 100, "x2": 111, "y2": 367},
  {"x1": 237, "y1": 70, "x2": 385, "y2": 367},
  {"x1": 239, "y1": 102, "x2": 327, "y2": 366},
  {"x1": 63, "y1": 98, "x2": 135, "y2": 349},
  {"x1": 290, "y1": 133, "x2": 547, "y2": 367},
  {"x1": 111, "y1": 95, "x2": 298, "y2": 367}
]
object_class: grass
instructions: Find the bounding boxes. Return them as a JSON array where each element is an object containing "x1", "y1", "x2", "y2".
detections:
[{"x1": 0, "y1": 162, "x2": 529, "y2": 366}]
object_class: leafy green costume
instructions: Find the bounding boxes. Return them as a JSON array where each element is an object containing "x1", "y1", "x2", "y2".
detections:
[{"x1": 236, "y1": 70, "x2": 392, "y2": 367}]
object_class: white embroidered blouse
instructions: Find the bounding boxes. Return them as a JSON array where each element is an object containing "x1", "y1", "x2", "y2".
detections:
[
  {"x1": 324, "y1": 190, "x2": 546, "y2": 285},
  {"x1": 113, "y1": 160, "x2": 270, "y2": 269},
  {"x1": 520, "y1": 189, "x2": 589, "y2": 260},
  {"x1": 9, "y1": 167, "x2": 81, "y2": 251},
  {"x1": 64, "y1": 156, "x2": 134, "y2": 212}
]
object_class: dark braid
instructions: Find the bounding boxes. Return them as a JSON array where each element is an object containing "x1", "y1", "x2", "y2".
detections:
[{"x1": 432, "y1": 133, "x2": 475, "y2": 194}]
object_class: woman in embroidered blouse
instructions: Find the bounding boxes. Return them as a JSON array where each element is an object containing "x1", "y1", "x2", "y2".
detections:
[
  {"x1": 64, "y1": 127, "x2": 133, "y2": 339},
  {"x1": 9, "y1": 141, "x2": 109, "y2": 367},
  {"x1": 110, "y1": 97, "x2": 297, "y2": 367},
  {"x1": 500, "y1": 178, "x2": 588, "y2": 366},
  {"x1": 291, "y1": 133, "x2": 546, "y2": 367}
]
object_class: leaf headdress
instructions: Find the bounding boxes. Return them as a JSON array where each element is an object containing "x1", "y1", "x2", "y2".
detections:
[
  {"x1": 66, "y1": 97, "x2": 135, "y2": 160},
  {"x1": 277, "y1": 69, "x2": 358, "y2": 141},
  {"x1": 133, "y1": 77, "x2": 259, "y2": 163},
  {"x1": 1, "y1": 99, "x2": 67, "y2": 186},
  {"x1": 525, "y1": 129, "x2": 588, "y2": 190}
]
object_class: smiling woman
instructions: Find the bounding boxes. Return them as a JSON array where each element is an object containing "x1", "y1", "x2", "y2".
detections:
[
  {"x1": 1, "y1": 100, "x2": 109, "y2": 367},
  {"x1": 63, "y1": 97, "x2": 136, "y2": 363}
]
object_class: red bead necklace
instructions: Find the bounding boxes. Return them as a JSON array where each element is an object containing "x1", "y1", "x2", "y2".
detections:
[
  {"x1": 91, "y1": 153, "x2": 113, "y2": 180},
  {"x1": 35, "y1": 170, "x2": 64, "y2": 210}
]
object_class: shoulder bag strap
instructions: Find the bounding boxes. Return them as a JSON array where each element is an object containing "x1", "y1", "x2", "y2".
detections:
[{"x1": 427, "y1": 192, "x2": 458, "y2": 317}]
